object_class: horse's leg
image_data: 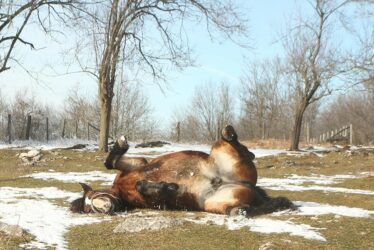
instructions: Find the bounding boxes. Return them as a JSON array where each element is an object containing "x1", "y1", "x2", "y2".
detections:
[
  {"x1": 114, "y1": 157, "x2": 148, "y2": 172},
  {"x1": 104, "y1": 136, "x2": 148, "y2": 171},
  {"x1": 136, "y1": 180, "x2": 179, "y2": 197},
  {"x1": 136, "y1": 180, "x2": 180, "y2": 208},
  {"x1": 203, "y1": 184, "x2": 255, "y2": 216},
  {"x1": 210, "y1": 125, "x2": 257, "y2": 184},
  {"x1": 104, "y1": 136, "x2": 129, "y2": 169}
]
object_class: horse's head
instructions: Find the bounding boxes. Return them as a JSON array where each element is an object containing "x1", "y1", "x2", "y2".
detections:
[
  {"x1": 70, "y1": 183, "x2": 122, "y2": 214},
  {"x1": 220, "y1": 125, "x2": 255, "y2": 161}
]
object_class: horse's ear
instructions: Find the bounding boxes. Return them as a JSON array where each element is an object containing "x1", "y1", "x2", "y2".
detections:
[
  {"x1": 79, "y1": 182, "x2": 93, "y2": 194},
  {"x1": 70, "y1": 197, "x2": 85, "y2": 213}
]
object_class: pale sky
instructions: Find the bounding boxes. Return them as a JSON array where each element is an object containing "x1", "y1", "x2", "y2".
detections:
[{"x1": 0, "y1": 1, "x2": 366, "y2": 127}]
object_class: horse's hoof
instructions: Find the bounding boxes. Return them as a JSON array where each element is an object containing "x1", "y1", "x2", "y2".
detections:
[
  {"x1": 110, "y1": 136, "x2": 129, "y2": 155},
  {"x1": 227, "y1": 205, "x2": 250, "y2": 216},
  {"x1": 104, "y1": 160, "x2": 113, "y2": 169},
  {"x1": 221, "y1": 125, "x2": 238, "y2": 142}
]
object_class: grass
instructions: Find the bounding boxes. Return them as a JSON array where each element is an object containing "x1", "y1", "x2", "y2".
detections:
[
  {"x1": 0, "y1": 146, "x2": 373, "y2": 249},
  {"x1": 0, "y1": 231, "x2": 35, "y2": 250}
]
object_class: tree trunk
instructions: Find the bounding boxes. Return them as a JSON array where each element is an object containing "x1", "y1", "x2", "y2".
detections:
[
  {"x1": 98, "y1": 79, "x2": 113, "y2": 152},
  {"x1": 290, "y1": 103, "x2": 307, "y2": 151},
  {"x1": 99, "y1": 96, "x2": 112, "y2": 152}
]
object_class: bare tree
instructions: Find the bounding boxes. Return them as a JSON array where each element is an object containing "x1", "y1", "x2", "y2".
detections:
[
  {"x1": 0, "y1": 0, "x2": 77, "y2": 74},
  {"x1": 343, "y1": 2, "x2": 374, "y2": 88},
  {"x1": 0, "y1": 90, "x2": 9, "y2": 140},
  {"x1": 6, "y1": 89, "x2": 59, "y2": 141},
  {"x1": 63, "y1": 85, "x2": 98, "y2": 139},
  {"x1": 282, "y1": 0, "x2": 354, "y2": 150},
  {"x1": 240, "y1": 58, "x2": 285, "y2": 139},
  {"x1": 73, "y1": 0, "x2": 248, "y2": 151},
  {"x1": 189, "y1": 82, "x2": 235, "y2": 141},
  {"x1": 111, "y1": 79, "x2": 155, "y2": 141},
  {"x1": 171, "y1": 112, "x2": 201, "y2": 142},
  {"x1": 317, "y1": 89, "x2": 374, "y2": 144}
]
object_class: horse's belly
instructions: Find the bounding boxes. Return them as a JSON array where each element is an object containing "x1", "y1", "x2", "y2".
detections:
[
  {"x1": 213, "y1": 152, "x2": 257, "y2": 184},
  {"x1": 182, "y1": 177, "x2": 215, "y2": 210}
]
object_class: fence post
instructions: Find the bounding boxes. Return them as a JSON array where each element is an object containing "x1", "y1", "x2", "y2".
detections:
[
  {"x1": 87, "y1": 123, "x2": 90, "y2": 141},
  {"x1": 349, "y1": 124, "x2": 353, "y2": 145},
  {"x1": 26, "y1": 115, "x2": 31, "y2": 140},
  {"x1": 62, "y1": 119, "x2": 66, "y2": 138},
  {"x1": 306, "y1": 123, "x2": 310, "y2": 143},
  {"x1": 176, "y1": 121, "x2": 180, "y2": 143},
  {"x1": 46, "y1": 117, "x2": 49, "y2": 142},
  {"x1": 7, "y1": 114, "x2": 11, "y2": 144},
  {"x1": 75, "y1": 120, "x2": 78, "y2": 139}
]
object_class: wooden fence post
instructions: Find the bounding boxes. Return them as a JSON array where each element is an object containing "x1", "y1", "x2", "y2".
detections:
[
  {"x1": 176, "y1": 122, "x2": 180, "y2": 143},
  {"x1": 306, "y1": 123, "x2": 310, "y2": 143},
  {"x1": 62, "y1": 119, "x2": 66, "y2": 138},
  {"x1": 75, "y1": 120, "x2": 78, "y2": 139},
  {"x1": 349, "y1": 124, "x2": 353, "y2": 145},
  {"x1": 26, "y1": 115, "x2": 31, "y2": 140},
  {"x1": 87, "y1": 122, "x2": 90, "y2": 140},
  {"x1": 7, "y1": 114, "x2": 11, "y2": 144},
  {"x1": 46, "y1": 117, "x2": 49, "y2": 142}
]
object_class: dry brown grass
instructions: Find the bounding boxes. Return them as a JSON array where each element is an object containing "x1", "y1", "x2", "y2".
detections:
[{"x1": 241, "y1": 139, "x2": 336, "y2": 149}]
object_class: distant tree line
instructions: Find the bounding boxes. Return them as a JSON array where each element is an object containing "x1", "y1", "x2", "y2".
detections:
[
  {"x1": 1, "y1": 81, "x2": 373, "y2": 145},
  {"x1": 170, "y1": 81, "x2": 374, "y2": 145},
  {"x1": 0, "y1": 81, "x2": 157, "y2": 142}
]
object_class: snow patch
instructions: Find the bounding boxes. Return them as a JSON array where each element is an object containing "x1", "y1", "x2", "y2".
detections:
[
  {"x1": 0, "y1": 139, "x2": 98, "y2": 151},
  {"x1": 185, "y1": 213, "x2": 326, "y2": 241},
  {"x1": 24, "y1": 171, "x2": 116, "y2": 185},
  {"x1": 293, "y1": 201, "x2": 374, "y2": 218},
  {"x1": 265, "y1": 185, "x2": 374, "y2": 195},
  {"x1": 0, "y1": 187, "x2": 105, "y2": 250},
  {"x1": 258, "y1": 173, "x2": 374, "y2": 195},
  {"x1": 259, "y1": 174, "x2": 358, "y2": 186},
  {"x1": 0, "y1": 186, "x2": 79, "y2": 201}
]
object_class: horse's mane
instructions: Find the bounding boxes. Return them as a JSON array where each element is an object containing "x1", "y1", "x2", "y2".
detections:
[{"x1": 70, "y1": 197, "x2": 84, "y2": 213}]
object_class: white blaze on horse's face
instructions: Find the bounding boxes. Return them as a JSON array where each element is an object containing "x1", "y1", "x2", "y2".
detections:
[
  {"x1": 84, "y1": 193, "x2": 113, "y2": 213},
  {"x1": 91, "y1": 196, "x2": 112, "y2": 213}
]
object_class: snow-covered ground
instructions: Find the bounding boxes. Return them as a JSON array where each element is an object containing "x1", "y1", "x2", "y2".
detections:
[
  {"x1": 0, "y1": 187, "x2": 106, "y2": 249},
  {"x1": 1, "y1": 139, "x2": 373, "y2": 249},
  {"x1": 0, "y1": 139, "x2": 98, "y2": 151},
  {"x1": 258, "y1": 173, "x2": 374, "y2": 195},
  {"x1": 24, "y1": 171, "x2": 116, "y2": 186}
]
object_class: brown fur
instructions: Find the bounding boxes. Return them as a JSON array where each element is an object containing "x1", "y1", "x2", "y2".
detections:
[
  {"x1": 71, "y1": 126, "x2": 295, "y2": 216},
  {"x1": 105, "y1": 130, "x2": 258, "y2": 212}
]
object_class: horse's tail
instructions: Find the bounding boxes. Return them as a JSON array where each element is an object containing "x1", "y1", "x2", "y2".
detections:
[{"x1": 246, "y1": 186, "x2": 297, "y2": 217}]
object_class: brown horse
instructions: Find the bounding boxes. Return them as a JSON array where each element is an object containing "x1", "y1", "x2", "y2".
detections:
[{"x1": 71, "y1": 125, "x2": 295, "y2": 216}]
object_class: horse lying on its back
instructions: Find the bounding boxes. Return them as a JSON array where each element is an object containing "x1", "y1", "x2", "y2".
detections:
[{"x1": 71, "y1": 125, "x2": 295, "y2": 216}]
